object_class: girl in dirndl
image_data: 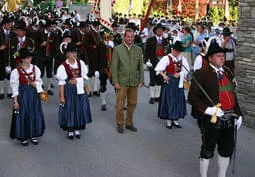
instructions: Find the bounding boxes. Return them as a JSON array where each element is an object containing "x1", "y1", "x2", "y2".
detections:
[
  {"x1": 10, "y1": 48, "x2": 45, "y2": 146},
  {"x1": 155, "y1": 41, "x2": 189, "y2": 129},
  {"x1": 56, "y1": 43, "x2": 92, "y2": 139}
]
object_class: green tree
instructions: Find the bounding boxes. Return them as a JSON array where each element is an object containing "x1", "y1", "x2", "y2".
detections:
[{"x1": 210, "y1": 7, "x2": 220, "y2": 25}]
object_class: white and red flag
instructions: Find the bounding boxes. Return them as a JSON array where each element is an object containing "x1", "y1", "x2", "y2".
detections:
[{"x1": 177, "y1": 0, "x2": 182, "y2": 15}]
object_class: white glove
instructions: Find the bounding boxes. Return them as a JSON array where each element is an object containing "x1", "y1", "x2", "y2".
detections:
[
  {"x1": 95, "y1": 71, "x2": 100, "y2": 78},
  {"x1": 235, "y1": 116, "x2": 242, "y2": 130},
  {"x1": 146, "y1": 60, "x2": 153, "y2": 68},
  {"x1": 204, "y1": 106, "x2": 224, "y2": 117}
]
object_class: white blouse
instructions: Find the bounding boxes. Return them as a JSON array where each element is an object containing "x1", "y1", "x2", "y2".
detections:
[
  {"x1": 155, "y1": 53, "x2": 190, "y2": 88},
  {"x1": 193, "y1": 55, "x2": 203, "y2": 72},
  {"x1": 10, "y1": 64, "x2": 43, "y2": 97},
  {"x1": 55, "y1": 59, "x2": 88, "y2": 85}
]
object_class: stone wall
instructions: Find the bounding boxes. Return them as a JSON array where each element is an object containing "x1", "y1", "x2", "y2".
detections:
[{"x1": 236, "y1": 0, "x2": 255, "y2": 128}]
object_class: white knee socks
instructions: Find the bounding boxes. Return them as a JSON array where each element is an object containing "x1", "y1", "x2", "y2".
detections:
[
  {"x1": 100, "y1": 92, "x2": 106, "y2": 105},
  {"x1": 218, "y1": 155, "x2": 230, "y2": 177},
  {"x1": 149, "y1": 86, "x2": 155, "y2": 98},
  {"x1": 155, "y1": 85, "x2": 161, "y2": 98},
  {"x1": 200, "y1": 158, "x2": 210, "y2": 177},
  {"x1": 0, "y1": 80, "x2": 4, "y2": 93}
]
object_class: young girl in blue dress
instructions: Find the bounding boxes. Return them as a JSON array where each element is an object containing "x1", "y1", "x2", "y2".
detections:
[
  {"x1": 56, "y1": 43, "x2": 92, "y2": 139},
  {"x1": 10, "y1": 48, "x2": 45, "y2": 146},
  {"x1": 155, "y1": 41, "x2": 189, "y2": 129}
]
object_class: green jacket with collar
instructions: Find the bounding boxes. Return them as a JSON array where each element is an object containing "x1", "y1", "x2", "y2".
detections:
[{"x1": 111, "y1": 43, "x2": 144, "y2": 86}]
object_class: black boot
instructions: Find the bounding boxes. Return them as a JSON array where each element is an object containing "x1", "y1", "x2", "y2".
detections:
[
  {"x1": 0, "y1": 93, "x2": 4, "y2": 99},
  {"x1": 149, "y1": 97, "x2": 155, "y2": 104}
]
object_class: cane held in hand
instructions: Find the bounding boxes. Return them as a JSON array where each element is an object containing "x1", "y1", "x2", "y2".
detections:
[{"x1": 211, "y1": 103, "x2": 221, "y2": 124}]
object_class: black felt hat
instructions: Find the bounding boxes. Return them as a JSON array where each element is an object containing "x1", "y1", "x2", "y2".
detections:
[
  {"x1": 112, "y1": 22, "x2": 119, "y2": 28},
  {"x1": 19, "y1": 48, "x2": 33, "y2": 59},
  {"x1": 15, "y1": 21, "x2": 27, "y2": 31},
  {"x1": 222, "y1": 27, "x2": 233, "y2": 36},
  {"x1": 153, "y1": 23, "x2": 166, "y2": 33},
  {"x1": 1, "y1": 16, "x2": 12, "y2": 25},
  {"x1": 79, "y1": 21, "x2": 89, "y2": 28},
  {"x1": 205, "y1": 39, "x2": 226, "y2": 59},
  {"x1": 62, "y1": 31, "x2": 72, "y2": 39},
  {"x1": 172, "y1": 41, "x2": 184, "y2": 52},
  {"x1": 125, "y1": 22, "x2": 138, "y2": 31},
  {"x1": 91, "y1": 20, "x2": 100, "y2": 27},
  {"x1": 65, "y1": 43, "x2": 77, "y2": 54}
]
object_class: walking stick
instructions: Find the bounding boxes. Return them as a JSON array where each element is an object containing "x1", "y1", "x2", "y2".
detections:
[{"x1": 181, "y1": 62, "x2": 220, "y2": 124}]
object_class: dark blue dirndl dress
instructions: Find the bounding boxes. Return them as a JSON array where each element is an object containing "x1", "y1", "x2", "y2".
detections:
[
  {"x1": 58, "y1": 60, "x2": 92, "y2": 131},
  {"x1": 10, "y1": 67, "x2": 45, "y2": 140},
  {"x1": 157, "y1": 56, "x2": 187, "y2": 120},
  {"x1": 158, "y1": 74, "x2": 187, "y2": 120}
]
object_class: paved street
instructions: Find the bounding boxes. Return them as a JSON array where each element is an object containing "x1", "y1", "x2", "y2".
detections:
[{"x1": 0, "y1": 70, "x2": 255, "y2": 177}]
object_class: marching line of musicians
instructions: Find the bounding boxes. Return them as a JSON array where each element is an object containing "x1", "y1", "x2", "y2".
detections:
[{"x1": 0, "y1": 8, "x2": 242, "y2": 177}]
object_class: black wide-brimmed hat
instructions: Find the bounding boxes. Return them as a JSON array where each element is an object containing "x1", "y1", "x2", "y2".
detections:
[
  {"x1": 153, "y1": 23, "x2": 166, "y2": 33},
  {"x1": 205, "y1": 40, "x2": 226, "y2": 60},
  {"x1": 45, "y1": 20, "x2": 54, "y2": 28},
  {"x1": 1, "y1": 16, "x2": 12, "y2": 25},
  {"x1": 222, "y1": 27, "x2": 233, "y2": 36},
  {"x1": 15, "y1": 21, "x2": 27, "y2": 31},
  {"x1": 79, "y1": 21, "x2": 89, "y2": 28},
  {"x1": 63, "y1": 19, "x2": 72, "y2": 27},
  {"x1": 19, "y1": 48, "x2": 33, "y2": 59},
  {"x1": 112, "y1": 22, "x2": 119, "y2": 28},
  {"x1": 172, "y1": 41, "x2": 184, "y2": 52},
  {"x1": 125, "y1": 22, "x2": 138, "y2": 31},
  {"x1": 62, "y1": 31, "x2": 72, "y2": 39},
  {"x1": 65, "y1": 43, "x2": 77, "y2": 54},
  {"x1": 91, "y1": 20, "x2": 100, "y2": 27}
]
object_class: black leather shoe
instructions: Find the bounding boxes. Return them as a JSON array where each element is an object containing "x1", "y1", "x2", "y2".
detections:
[
  {"x1": 21, "y1": 140, "x2": 28, "y2": 146},
  {"x1": 68, "y1": 132, "x2": 74, "y2": 139},
  {"x1": 47, "y1": 90, "x2": 54, "y2": 95},
  {"x1": 149, "y1": 98, "x2": 155, "y2": 104},
  {"x1": 155, "y1": 97, "x2": 160, "y2": 102},
  {"x1": 31, "y1": 138, "x2": 39, "y2": 145},
  {"x1": 125, "y1": 124, "x2": 138, "y2": 132},
  {"x1": 88, "y1": 91, "x2": 92, "y2": 97},
  {"x1": 7, "y1": 93, "x2": 12, "y2": 98},
  {"x1": 0, "y1": 93, "x2": 4, "y2": 99},
  {"x1": 172, "y1": 121, "x2": 182, "y2": 128},
  {"x1": 166, "y1": 124, "x2": 172, "y2": 129},
  {"x1": 101, "y1": 104, "x2": 107, "y2": 111},
  {"x1": 93, "y1": 91, "x2": 100, "y2": 96},
  {"x1": 117, "y1": 125, "x2": 124, "y2": 134},
  {"x1": 74, "y1": 130, "x2": 81, "y2": 139}
]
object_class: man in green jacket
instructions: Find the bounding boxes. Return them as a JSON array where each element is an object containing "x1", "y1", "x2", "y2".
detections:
[{"x1": 111, "y1": 28, "x2": 144, "y2": 133}]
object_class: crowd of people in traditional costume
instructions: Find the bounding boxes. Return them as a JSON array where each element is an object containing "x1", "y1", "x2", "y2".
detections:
[{"x1": 0, "y1": 6, "x2": 243, "y2": 177}]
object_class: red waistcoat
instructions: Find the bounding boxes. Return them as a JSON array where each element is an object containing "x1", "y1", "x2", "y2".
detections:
[
  {"x1": 156, "y1": 42, "x2": 164, "y2": 57},
  {"x1": 201, "y1": 55, "x2": 208, "y2": 68},
  {"x1": 17, "y1": 66, "x2": 36, "y2": 85},
  {"x1": 166, "y1": 56, "x2": 182, "y2": 74},
  {"x1": 219, "y1": 73, "x2": 235, "y2": 111},
  {"x1": 62, "y1": 59, "x2": 82, "y2": 78}
]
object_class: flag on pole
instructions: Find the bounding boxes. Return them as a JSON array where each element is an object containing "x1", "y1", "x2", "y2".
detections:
[
  {"x1": 90, "y1": 0, "x2": 114, "y2": 31},
  {"x1": 99, "y1": 0, "x2": 113, "y2": 30},
  {"x1": 177, "y1": 0, "x2": 182, "y2": 15},
  {"x1": 225, "y1": 0, "x2": 229, "y2": 20},
  {"x1": 167, "y1": 0, "x2": 171, "y2": 14}
]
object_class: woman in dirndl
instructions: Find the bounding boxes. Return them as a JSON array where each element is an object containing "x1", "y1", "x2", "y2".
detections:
[
  {"x1": 56, "y1": 43, "x2": 92, "y2": 139},
  {"x1": 155, "y1": 41, "x2": 189, "y2": 129},
  {"x1": 10, "y1": 48, "x2": 45, "y2": 146}
]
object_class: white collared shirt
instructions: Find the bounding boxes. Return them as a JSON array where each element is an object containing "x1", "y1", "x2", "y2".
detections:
[
  {"x1": 55, "y1": 59, "x2": 88, "y2": 85},
  {"x1": 209, "y1": 63, "x2": 224, "y2": 73},
  {"x1": 123, "y1": 41, "x2": 134, "y2": 51}
]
